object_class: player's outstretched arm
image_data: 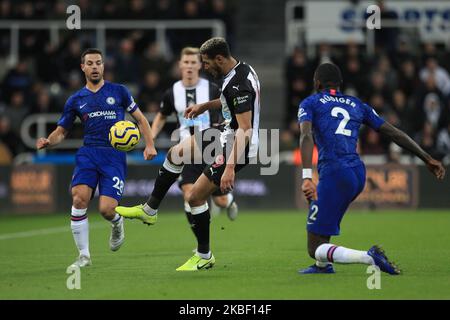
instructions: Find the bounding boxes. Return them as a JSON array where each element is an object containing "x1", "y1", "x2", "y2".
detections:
[
  {"x1": 379, "y1": 122, "x2": 446, "y2": 180},
  {"x1": 130, "y1": 108, "x2": 157, "y2": 160},
  {"x1": 36, "y1": 126, "x2": 68, "y2": 150},
  {"x1": 299, "y1": 121, "x2": 317, "y2": 201},
  {"x1": 150, "y1": 112, "x2": 167, "y2": 139},
  {"x1": 184, "y1": 98, "x2": 221, "y2": 119}
]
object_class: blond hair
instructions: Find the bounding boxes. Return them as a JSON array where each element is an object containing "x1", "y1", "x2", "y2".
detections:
[{"x1": 180, "y1": 47, "x2": 200, "y2": 59}]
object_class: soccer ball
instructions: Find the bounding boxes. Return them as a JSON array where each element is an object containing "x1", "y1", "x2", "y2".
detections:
[{"x1": 109, "y1": 120, "x2": 141, "y2": 152}]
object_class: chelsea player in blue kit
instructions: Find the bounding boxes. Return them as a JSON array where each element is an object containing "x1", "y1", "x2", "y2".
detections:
[
  {"x1": 36, "y1": 49, "x2": 157, "y2": 268},
  {"x1": 298, "y1": 63, "x2": 445, "y2": 275}
]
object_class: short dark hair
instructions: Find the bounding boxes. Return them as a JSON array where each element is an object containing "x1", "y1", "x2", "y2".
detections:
[
  {"x1": 199, "y1": 37, "x2": 231, "y2": 59},
  {"x1": 314, "y1": 63, "x2": 343, "y2": 89},
  {"x1": 81, "y1": 48, "x2": 103, "y2": 64}
]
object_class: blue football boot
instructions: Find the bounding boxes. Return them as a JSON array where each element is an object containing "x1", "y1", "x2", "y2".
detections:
[
  {"x1": 298, "y1": 264, "x2": 335, "y2": 274},
  {"x1": 368, "y1": 245, "x2": 401, "y2": 275}
]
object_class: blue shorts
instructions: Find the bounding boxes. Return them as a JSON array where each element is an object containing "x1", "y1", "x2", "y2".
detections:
[
  {"x1": 306, "y1": 164, "x2": 366, "y2": 236},
  {"x1": 71, "y1": 146, "x2": 127, "y2": 201}
]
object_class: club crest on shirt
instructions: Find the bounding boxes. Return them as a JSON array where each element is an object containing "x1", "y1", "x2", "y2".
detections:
[
  {"x1": 106, "y1": 97, "x2": 115, "y2": 105},
  {"x1": 212, "y1": 154, "x2": 225, "y2": 168}
]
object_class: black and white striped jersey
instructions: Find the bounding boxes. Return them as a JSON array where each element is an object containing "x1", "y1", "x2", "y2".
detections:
[
  {"x1": 220, "y1": 61, "x2": 261, "y2": 158},
  {"x1": 160, "y1": 78, "x2": 221, "y2": 141}
]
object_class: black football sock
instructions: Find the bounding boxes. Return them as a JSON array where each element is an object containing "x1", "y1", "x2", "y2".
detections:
[
  {"x1": 185, "y1": 210, "x2": 194, "y2": 225},
  {"x1": 146, "y1": 158, "x2": 183, "y2": 209},
  {"x1": 190, "y1": 203, "x2": 211, "y2": 255},
  {"x1": 184, "y1": 202, "x2": 195, "y2": 234},
  {"x1": 185, "y1": 211, "x2": 196, "y2": 236}
]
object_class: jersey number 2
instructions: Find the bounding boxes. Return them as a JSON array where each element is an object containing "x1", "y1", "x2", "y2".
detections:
[
  {"x1": 331, "y1": 107, "x2": 352, "y2": 136},
  {"x1": 309, "y1": 205, "x2": 318, "y2": 221}
]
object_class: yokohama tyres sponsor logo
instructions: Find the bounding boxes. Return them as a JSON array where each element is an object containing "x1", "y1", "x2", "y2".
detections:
[{"x1": 87, "y1": 110, "x2": 117, "y2": 119}]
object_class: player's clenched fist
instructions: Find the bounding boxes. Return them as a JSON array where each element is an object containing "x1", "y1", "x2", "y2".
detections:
[
  {"x1": 36, "y1": 137, "x2": 50, "y2": 150},
  {"x1": 220, "y1": 167, "x2": 235, "y2": 193},
  {"x1": 426, "y1": 158, "x2": 446, "y2": 180},
  {"x1": 301, "y1": 179, "x2": 317, "y2": 202},
  {"x1": 143, "y1": 145, "x2": 157, "y2": 160}
]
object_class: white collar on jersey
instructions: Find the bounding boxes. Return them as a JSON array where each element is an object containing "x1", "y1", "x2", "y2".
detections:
[
  {"x1": 224, "y1": 61, "x2": 241, "y2": 79},
  {"x1": 182, "y1": 82, "x2": 199, "y2": 90},
  {"x1": 180, "y1": 77, "x2": 207, "y2": 90}
]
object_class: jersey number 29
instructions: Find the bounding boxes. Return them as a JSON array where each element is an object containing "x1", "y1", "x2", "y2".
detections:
[
  {"x1": 331, "y1": 107, "x2": 352, "y2": 136},
  {"x1": 112, "y1": 177, "x2": 124, "y2": 195}
]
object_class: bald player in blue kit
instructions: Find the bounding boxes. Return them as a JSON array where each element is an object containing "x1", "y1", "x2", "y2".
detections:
[
  {"x1": 36, "y1": 48, "x2": 157, "y2": 268},
  {"x1": 298, "y1": 63, "x2": 445, "y2": 275}
]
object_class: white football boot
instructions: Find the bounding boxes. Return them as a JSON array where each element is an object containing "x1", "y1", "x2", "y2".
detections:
[
  {"x1": 226, "y1": 201, "x2": 238, "y2": 221},
  {"x1": 70, "y1": 255, "x2": 92, "y2": 268},
  {"x1": 110, "y1": 216, "x2": 125, "y2": 251}
]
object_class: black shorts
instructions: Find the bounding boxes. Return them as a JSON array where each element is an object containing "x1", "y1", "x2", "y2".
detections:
[
  {"x1": 198, "y1": 128, "x2": 250, "y2": 188},
  {"x1": 178, "y1": 163, "x2": 229, "y2": 197},
  {"x1": 177, "y1": 127, "x2": 248, "y2": 195},
  {"x1": 203, "y1": 157, "x2": 248, "y2": 188}
]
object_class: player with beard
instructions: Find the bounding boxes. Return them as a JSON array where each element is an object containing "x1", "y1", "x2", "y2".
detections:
[
  {"x1": 116, "y1": 38, "x2": 261, "y2": 271},
  {"x1": 151, "y1": 47, "x2": 239, "y2": 232}
]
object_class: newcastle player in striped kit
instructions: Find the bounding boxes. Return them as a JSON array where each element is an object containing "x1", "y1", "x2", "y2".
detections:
[
  {"x1": 150, "y1": 47, "x2": 239, "y2": 239},
  {"x1": 117, "y1": 38, "x2": 261, "y2": 271}
]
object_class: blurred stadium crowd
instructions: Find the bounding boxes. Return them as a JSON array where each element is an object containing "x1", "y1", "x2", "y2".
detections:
[
  {"x1": 0, "y1": 0, "x2": 449, "y2": 165},
  {"x1": 0, "y1": 0, "x2": 236, "y2": 162},
  {"x1": 283, "y1": 40, "x2": 450, "y2": 163}
]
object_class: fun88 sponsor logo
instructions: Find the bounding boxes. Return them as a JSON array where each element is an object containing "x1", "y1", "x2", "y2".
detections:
[{"x1": 87, "y1": 110, "x2": 117, "y2": 120}]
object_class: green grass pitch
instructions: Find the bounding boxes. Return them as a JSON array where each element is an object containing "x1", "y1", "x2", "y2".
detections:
[{"x1": 0, "y1": 209, "x2": 449, "y2": 299}]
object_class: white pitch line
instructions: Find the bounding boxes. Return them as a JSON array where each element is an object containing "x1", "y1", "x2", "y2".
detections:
[{"x1": 0, "y1": 222, "x2": 106, "y2": 241}]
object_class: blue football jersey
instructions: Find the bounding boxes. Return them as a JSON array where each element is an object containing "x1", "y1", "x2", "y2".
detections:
[
  {"x1": 57, "y1": 81, "x2": 138, "y2": 147},
  {"x1": 298, "y1": 89, "x2": 385, "y2": 175}
]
